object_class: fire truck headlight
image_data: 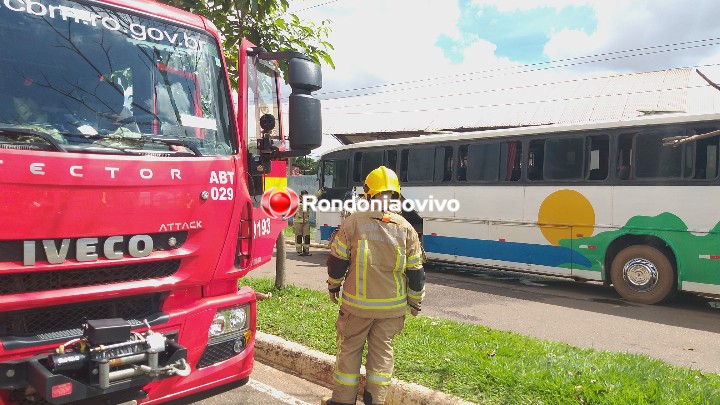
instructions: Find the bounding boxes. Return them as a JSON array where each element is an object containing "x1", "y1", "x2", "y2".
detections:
[
  {"x1": 208, "y1": 305, "x2": 250, "y2": 342},
  {"x1": 229, "y1": 308, "x2": 247, "y2": 329},
  {"x1": 208, "y1": 313, "x2": 226, "y2": 338}
]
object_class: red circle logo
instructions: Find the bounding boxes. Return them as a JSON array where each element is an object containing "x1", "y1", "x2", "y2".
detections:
[
  {"x1": 261, "y1": 187, "x2": 299, "y2": 219},
  {"x1": 269, "y1": 192, "x2": 291, "y2": 213}
]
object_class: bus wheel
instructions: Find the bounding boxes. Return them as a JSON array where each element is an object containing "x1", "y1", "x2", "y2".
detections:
[{"x1": 610, "y1": 245, "x2": 675, "y2": 304}]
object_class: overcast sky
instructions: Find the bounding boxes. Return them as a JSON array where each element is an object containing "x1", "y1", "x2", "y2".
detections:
[{"x1": 284, "y1": 0, "x2": 720, "y2": 155}]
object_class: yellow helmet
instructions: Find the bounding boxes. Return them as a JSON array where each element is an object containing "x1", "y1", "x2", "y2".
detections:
[{"x1": 364, "y1": 166, "x2": 401, "y2": 198}]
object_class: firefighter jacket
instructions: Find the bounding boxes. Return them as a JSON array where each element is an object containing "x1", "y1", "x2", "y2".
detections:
[
  {"x1": 294, "y1": 201, "x2": 311, "y2": 223},
  {"x1": 327, "y1": 209, "x2": 425, "y2": 318}
]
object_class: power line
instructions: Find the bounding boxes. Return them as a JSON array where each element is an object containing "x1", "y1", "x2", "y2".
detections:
[
  {"x1": 314, "y1": 36, "x2": 720, "y2": 98},
  {"x1": 320, "y1": 83, "x2": 714, "y2": 115},
  {"x1": 289, "y1": 0, "x2": 342, "y2": 13},
  {"x1": 321, "y1": 63, "x2": 720, "y2": 110}
]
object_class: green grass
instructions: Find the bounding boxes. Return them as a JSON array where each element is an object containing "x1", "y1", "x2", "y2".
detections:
[
  {"x1": 283, "y1": 225, "x2": 316, "y2": 241},
  {"x1": 241, "y1": 277, "x2": 720, "y2": 404}
]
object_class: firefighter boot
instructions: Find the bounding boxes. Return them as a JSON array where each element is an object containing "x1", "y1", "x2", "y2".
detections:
[
  {"x1": 296, "y1": 235, "x2": 304, "y2": 256},
  {"x1": 321, "y1": 397, "x2": 354, "y2": 405},
  {"x1": 303, "y1": 235, "x2": 312, "y2": 256},
  {"x1": 363, "y1": 391, "x2": 384, "y2": 405}
]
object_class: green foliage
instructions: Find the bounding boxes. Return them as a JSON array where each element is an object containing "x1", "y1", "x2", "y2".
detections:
[
  {"x1": 159, "y1": 0, "x2": 334, "y2": 87},
  {"x1": 293, "y1": 156, "x2": 319, "y2": 174},
  {"x1": 242, "y1": 277, "x2": 720, "y2": 405}
]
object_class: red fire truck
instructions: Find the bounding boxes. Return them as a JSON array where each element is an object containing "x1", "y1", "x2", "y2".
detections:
[{"x1": 0, "y1": 0, "x2": 322, "y2": 404}]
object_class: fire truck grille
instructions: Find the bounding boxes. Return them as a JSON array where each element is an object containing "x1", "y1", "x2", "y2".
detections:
[
  {"x1": 9, "y1": 389, "x2": 52, "y2": 405},
  {"x1": 0, "y1": 294, "x2": 163, "y2": 338},
  {"x1": 0, "y1": 260, "x2": 180, "y2": 295},
  {"x1": 197, "y1": 337, "x2": 241, "y2": 369}
]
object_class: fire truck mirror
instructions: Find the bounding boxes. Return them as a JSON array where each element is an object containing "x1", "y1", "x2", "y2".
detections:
[
  {"x1": 288, "y1": 58, "x2": 322, "y2": 152},
  {"x1": 288, "y1": 58, "x2": 321, "y2": 92}
]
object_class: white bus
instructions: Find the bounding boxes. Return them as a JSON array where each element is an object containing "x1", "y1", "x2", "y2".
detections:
[{"x1": 316, "y1": 112, "x2": 720, "y2": 304}]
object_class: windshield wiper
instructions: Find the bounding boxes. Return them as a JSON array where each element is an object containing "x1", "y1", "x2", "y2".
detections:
[
  {"x1": 147, "y1": 137, "x2": 203, "y2": 156},
  {"x1": 62, "y1": 144, "x2": 136, "y2": 155},
  {"x1": 0, "y1": 127, "x2": 67, "y2": 152}
]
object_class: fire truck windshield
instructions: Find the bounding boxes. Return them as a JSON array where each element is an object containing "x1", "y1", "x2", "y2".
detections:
[{"x1": 0, "y1": 0, "x2": 234, "y2": 155}]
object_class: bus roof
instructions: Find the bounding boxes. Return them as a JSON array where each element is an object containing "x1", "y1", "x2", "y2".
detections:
[{"x1": 320, "y1": 111, "x2": 720, "y2": 156}]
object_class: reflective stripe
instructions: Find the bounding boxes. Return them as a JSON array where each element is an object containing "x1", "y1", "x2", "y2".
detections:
[
  {"x1": 357, "y1": 240, "x2": 368, "y2": 297},
  {"x1": 334, "y1": 370, "x2": 360, "y2": 386},
  {"x1": 408, "y1": 288, "x2": 424, "y2": 300},
  {"x1": 407, "y1": 254, "x2": 421, "y2": 267},
  {"x1": 331, "y1": 238, "x2": 349, "y2": 259},
  {"x1": 328, "y1": 276, "x2": 344, "y2": 285},
  {"x1": 341, "y1": 292, "x2": 407, "y2": 310},
  {"x1": 336, "y1": 238, "x2": 348, "y2": 251},
  {"x1": 393, "y1": 247, "x2": 406, "y2": 297},
  {"x1": 366, "y1": 371, "x2": 392, "y2": 386}
]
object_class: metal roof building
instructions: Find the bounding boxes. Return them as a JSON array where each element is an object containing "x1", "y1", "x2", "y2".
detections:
[{"x1": 321, "y1": 68, "x2": 720, "y2": 145}]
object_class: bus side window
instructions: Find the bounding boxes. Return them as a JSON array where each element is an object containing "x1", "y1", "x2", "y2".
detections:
[
  {"x1": 587, "y1": 135, "x2": 609, "y2": 180},
  {"x1": 354, "y1": 151, "x2": 383, "y2": 183},
  {"x1": 467, "y1": 143, "x2": 500, "y2": 181},
  {"x1": 617, "y1": 134, "x2": 633, "y2": 180},
  {"x1": 691, "y1": 128, "x2": 719, "y2": 180},
  {"x1": 334, "y1": 160, "x2": 349, "y2": 188},
  {"x1": 544, "y1": 138, "x2": 584, "y2": 180},
  {"x1": 353, "y1": 152, "x2": 362, "y2": 182},
  {"x1": 500, "y1": 141, "x2": 521, "y2": 181},
  {"x1": 528, "y1": 139, "x2": 545, "y2": 180},
  {"x1": 400, "y1": 149, "x2": 409, "y2": 182},
  {"x1": 408, "y1": 148, "x2": 434, "y2": 182},
  {"x1": 457, "y1": 145, "x2": 468, "y2": 181},
  {"x1": 386, "y1": 150, "x2": 398, "y2": 172},
  {"x1": 635, "y1": 132, "x2": 684, "y2": 178},
  {"x1": 434, "y1": 146, "x2": 453, "y2": 182}
]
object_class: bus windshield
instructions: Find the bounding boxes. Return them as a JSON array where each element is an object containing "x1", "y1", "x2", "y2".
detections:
[{"x1": 0, "y1": 0, "x2": 234, "y2": 155}]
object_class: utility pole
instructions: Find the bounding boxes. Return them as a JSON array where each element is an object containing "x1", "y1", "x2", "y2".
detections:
[
  {"x1": 274, "y1": 157, "x2": 292, "y2": 290},
  {"x1": 275, "y1": 232, "x2": 286, "y2": 289}
]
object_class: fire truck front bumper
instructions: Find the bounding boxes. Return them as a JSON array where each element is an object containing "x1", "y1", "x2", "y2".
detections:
[
  {"x1": 0, "y1": 288, "x2": 257, "y2": 405},
  {"x1": 0, "y1": 327, "x2": 188, "y2": 405}
]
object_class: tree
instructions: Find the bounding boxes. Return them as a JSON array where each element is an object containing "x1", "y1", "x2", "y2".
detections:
[
  {"x1": 160, "y1": 0, "x2": 334, "y2": 86},
  {"x1": 293, "y1": 155, "x2": 319, "y2": 175}
]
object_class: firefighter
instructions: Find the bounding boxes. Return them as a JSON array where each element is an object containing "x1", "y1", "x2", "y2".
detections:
[
  {"x1": 323, "y1": 166, "x2": 425, "y2": 405},
  {"x1": 294, "y1": 189, "x2": 312, "y2": 256}
]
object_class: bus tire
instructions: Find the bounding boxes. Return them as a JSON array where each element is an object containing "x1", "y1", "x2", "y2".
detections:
[{"x1": 610, "y1": 245, "x2": 675, "y2": 304}]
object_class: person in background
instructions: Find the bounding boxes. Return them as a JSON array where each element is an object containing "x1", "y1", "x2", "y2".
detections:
[
  {"x1": 294, "y1": 190, "x2": 312, "y2": 256},
  {"x1": 328, "y1": 190, "x2": 355, "y2": 247},
  {"x1": 323, "y1": 166, "x2": 425, "y2": 405},
  {"x1": 457, "y1": 154, "x2": 468, "y2": 181},
  {"x1": 339, "y1": 190, "x2": 356, "y2": 224}
]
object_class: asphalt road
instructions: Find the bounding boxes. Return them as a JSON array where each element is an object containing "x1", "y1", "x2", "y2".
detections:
[{"x1": 253, "y1": 247, "x2": 720, "y2": 374}]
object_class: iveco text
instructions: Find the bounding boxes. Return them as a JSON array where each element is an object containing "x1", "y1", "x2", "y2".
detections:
[{"x1": 23, "y1": 235, "x2": 153, "y2": 265}]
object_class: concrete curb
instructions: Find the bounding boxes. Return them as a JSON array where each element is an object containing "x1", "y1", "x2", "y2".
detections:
[
  {"x1": 255, "y1": 332, "x2": 474, "y2": 405},
  {"x1": 285, "y1": 240, "x2": 329, "y2": 249}
]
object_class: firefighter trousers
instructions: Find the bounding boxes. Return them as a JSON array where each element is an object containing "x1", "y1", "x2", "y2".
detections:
[
  {"x1": 331, "y1": 311, "x2": 405, "y2": 404},
  {"x1": 293, "y1": 221, "x2": 311, "y2": 253}
]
